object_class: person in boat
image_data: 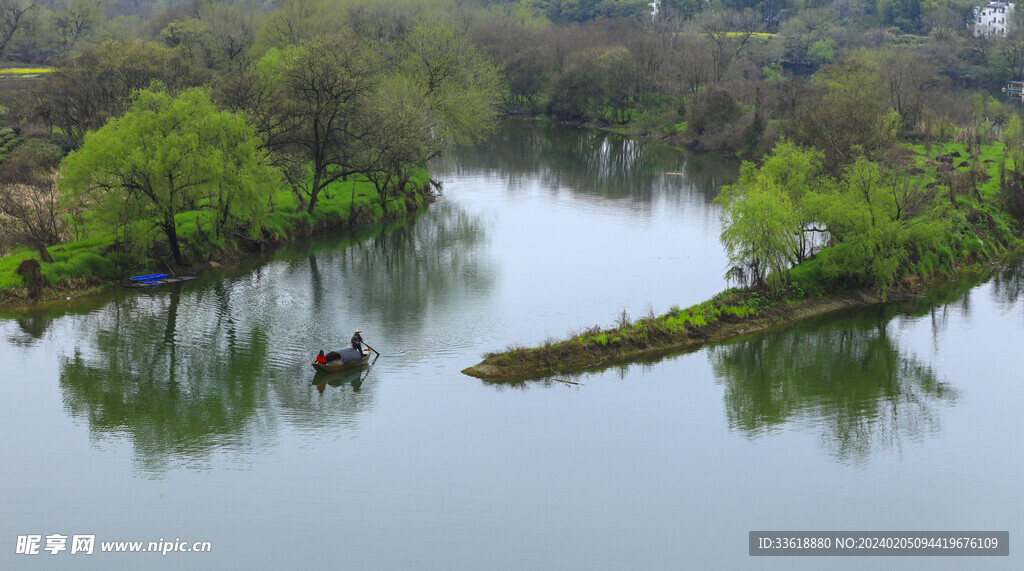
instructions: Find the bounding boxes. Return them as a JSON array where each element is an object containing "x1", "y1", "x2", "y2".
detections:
[
  {"x1": 316, "y1": 350, "x2": 327, "y2": 364},
  {"x1": 351, "y1": 330, "x2": 363, "y2": 352}
]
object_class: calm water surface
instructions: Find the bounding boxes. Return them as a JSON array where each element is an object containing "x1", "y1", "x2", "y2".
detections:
[{"x1": 1, "y1": 120, "x2": 1021, "y2": 570}]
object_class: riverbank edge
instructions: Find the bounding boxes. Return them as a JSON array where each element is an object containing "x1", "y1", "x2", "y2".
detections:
[
  {"x1": 0, "y1": 190, "x2": 434, "y2": 308},
  {"x1": 503, "y1": 109, "x2": 712, "y2": 158},
  {"x1": 461, "y1": 262, "x2": 1007, "y2": 381}
]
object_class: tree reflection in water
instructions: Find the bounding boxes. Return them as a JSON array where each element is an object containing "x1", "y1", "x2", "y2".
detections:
[
  {"x1": 325, "y1": 200, "x2": 496, "y2": 346},
  {"x1": 58, "y1": 286, "x2": 281, "y2": 474},
  {"x1": 990, "y1": 258, "x2": 1024, "y2": 314},
  {"x1": 54, "y1": 200, "x2": 493, "y2": 474},
  {"x1": 432, "y1": 118, "x2": 740, "y2": 206},
  {"x1": 708, "y1": 310, "x2": 956, "y2": 464}
]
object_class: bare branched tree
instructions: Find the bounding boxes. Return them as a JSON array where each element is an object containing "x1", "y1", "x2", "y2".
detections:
[
  {"x1": 0, "y1": 141, "x2": 65, "y2": 263},
  {"x1": 0, "y1": 0, "x2": 38, "y2": 61}
]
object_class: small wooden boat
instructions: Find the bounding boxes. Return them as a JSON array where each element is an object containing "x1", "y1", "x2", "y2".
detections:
[
  {"x1": 123, "y1": 276, "x2": 197, "y2": 288},
  {"x1": 311, "y1": 348, "x2": 371, "y2": 372},
  {"x1": 129, "y1": 273, "x2": 168, "y2": 282}
]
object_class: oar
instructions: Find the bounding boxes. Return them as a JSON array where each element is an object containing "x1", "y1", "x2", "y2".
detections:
[{"x1": 362, "y1": 342, "x2": 380, "y2": 357}]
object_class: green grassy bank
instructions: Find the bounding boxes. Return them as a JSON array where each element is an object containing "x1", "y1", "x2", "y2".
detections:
[{"x1": 0, "y1": 170, "x2": 431, "y2": 305}]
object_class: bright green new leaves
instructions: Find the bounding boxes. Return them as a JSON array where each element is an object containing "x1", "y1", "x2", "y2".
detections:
[
  {"x1": 718, "y1": 138, "x2": 961, "y2": 295},
  {"x1": 716, "y1": 140, "x2": 823, "y2": 292},
  {"x1": 807, "y1": 157, "x2": 950, "y2": 291},
  {"x1": 59, "y1": 87, "x2": 280, "y2": 266},
  {"x1": 717, "y1": 177, "x2": 798, "y2": 294}
]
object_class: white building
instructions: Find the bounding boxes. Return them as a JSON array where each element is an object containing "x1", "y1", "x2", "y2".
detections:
[{"x1": 975, "y1": 2, "x2": 1015, "y2": 37}]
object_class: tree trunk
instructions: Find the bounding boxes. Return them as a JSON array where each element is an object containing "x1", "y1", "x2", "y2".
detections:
[
  {"x1": 306, "y1": 171, "x2": 322, "y2": 215},
  {"x1": 218, "y1": 196, "x2": 231, "y2": 237},
  {"x1": 164, "y1": 215, "x2": 184, "y2": 266},
  {"x1": 398, "y1": 173, "x2": 410, "y2": 197},
  {"x1": 35, "y1": 243, "x2": 54, "y2": 264}
]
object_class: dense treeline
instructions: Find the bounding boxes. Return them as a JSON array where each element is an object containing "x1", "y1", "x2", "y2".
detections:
[
  {"x1": 3, "y1": 0, "x2": 1024, "y2": 300},
  {"x1": 0, "y1": 0, "x2": 505, "y2": 298},
  {"x1": 2, "y1": 0, "x2": 1024, "y2": 158},
  {"x1": 471, "y1": 4, "x2": 1017, "y2": 154}
]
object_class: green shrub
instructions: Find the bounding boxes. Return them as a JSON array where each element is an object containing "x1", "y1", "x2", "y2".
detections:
[
  {"x1": 41, "y1": 252, "x2": 116, "y2": 283},
  {"x1": 723, "y1": 306, "x2": 755, "y2": 318},
  {"x1": 961, "y1": 236, "x2": 984, "y2": 256}
]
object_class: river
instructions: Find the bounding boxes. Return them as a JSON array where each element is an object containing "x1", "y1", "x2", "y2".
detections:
[{"x1": 0, "y1": 120, "x2": 1020, "y2": 569}]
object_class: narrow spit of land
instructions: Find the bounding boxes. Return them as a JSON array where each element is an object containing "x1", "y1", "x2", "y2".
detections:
[
  {"x1": 461, "y1": 269, "x2": 1000, "y2": 381},
  {"x1": 461, "y1": 291, "x2": 873, "y2": 380}
]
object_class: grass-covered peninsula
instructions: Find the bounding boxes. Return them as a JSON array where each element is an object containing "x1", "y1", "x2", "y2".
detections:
[
  {"x1": 463, "y1": 288, "x2": 889, "y2": 380},
  {"x1": 464, "y1": 136, "x2": 1024, "y2": 380}
]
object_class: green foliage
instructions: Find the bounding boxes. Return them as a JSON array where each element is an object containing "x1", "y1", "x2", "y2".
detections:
[
  {"x1": 397, "y1": 18, "x2": 506, "y2": 149},
  {"x1": 718, "y1": 136, "x2": 1016, "y2": 296},
  {"x1": 539, "y1": 0, "x2": 651, "y2": 23},
  {"x1": 1, "y1": 169, "x2": 417, "y2": 297},
  {"x1": 808, "y1": 38, "x2": 836, "y2": 65},
  {"x1": 715, "y1": 140, "x2": 826, "y2": 293},
  {"x1": 42, "y1": 252, "x2": 117, "y2": 284},
  {"x1": 722, "y1": 305, "x2": 755, "y2": 318},
  {"x1": 762, "y1": 62, "x2": 784, "y2": 82},
  {"x1": 877, "y1": 0, "x2": 922, "y2": 32},
  {"x1": 59, "y1": 87, "x2": 280, "y2": 265},
  {"x1": 717, "y1": 175, "x2": 798, "y2": 293},
  {"x1": 801, "y1": 155, "x2": 960, "y2": 290},
  {"x1": 0, "y1": 247, "x2": 34, "y2": 290}
]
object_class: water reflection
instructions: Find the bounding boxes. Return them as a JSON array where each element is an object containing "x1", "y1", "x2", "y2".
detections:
[
  {"x1": 990, "y1": 258, "x2": 1024, "y2": 309},
  {"x1": 58, "y1": 286, "x2": 282, "y2": 474},
  {"x1": 7, "y1": 314, "x2": 49, "y2": 347},
  {"x1": 433, "y1": 119, "x2": 739, "y2": 204},
  {"x1": 708, "y1": 310, "x2": 956, "y2": 465},
  {"x1": 52, "y1": 201, "x2": 494, "y2": 473},
  {"x1": 328, "y1": 201, "x2": 495, "y2": 341}
]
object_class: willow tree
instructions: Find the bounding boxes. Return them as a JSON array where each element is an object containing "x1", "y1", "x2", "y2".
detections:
[
  {"x1": 716, "y1": 174, "x2": 799, "y2": 293},
  {"x1": 714, "y1": 140, "x2": 831, "y2": 292},
  {"x1": 60, "y1": 87, "x2": 279, "y2": 266}
]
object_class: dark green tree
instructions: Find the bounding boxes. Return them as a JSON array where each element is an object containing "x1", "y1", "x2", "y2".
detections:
[{"x1": 273, "y1": 36, "x2": 377, "y2": 214}]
